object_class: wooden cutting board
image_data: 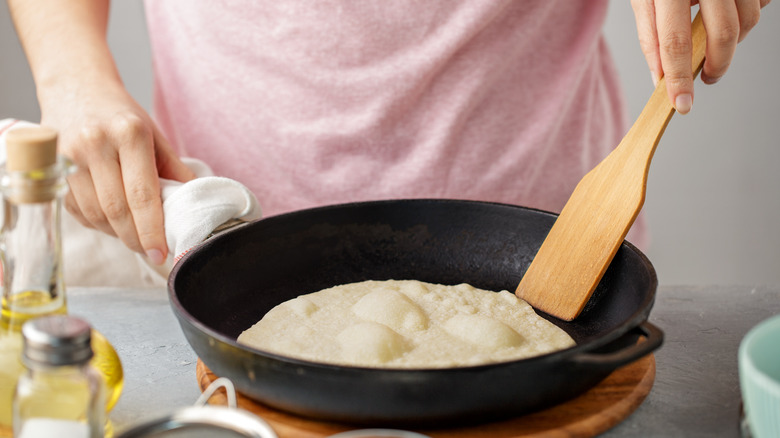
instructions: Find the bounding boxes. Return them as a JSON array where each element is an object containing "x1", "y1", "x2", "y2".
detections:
[{"x1": 196, "y1": 354, "x2": 655, "y2": 438}]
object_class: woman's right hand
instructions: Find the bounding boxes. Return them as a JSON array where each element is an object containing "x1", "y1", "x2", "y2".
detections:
[{"x1": 38, "y1": 80, "x2": 196, "y2": 265}]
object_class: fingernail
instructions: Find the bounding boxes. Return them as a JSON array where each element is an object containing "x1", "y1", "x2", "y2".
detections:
[
  {"x1": 651, "y1": 71, "x2": 660, "y2": 87},
  {"x1": 146, "y1": 248, "x2": 165, "y2": 265},
  {"x1": 675, "y1": 93, "x2": 693, "y2": 115}
]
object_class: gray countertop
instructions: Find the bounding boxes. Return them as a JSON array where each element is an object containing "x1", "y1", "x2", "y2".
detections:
[{"x1": 67, "y1": 285, "x2": 780, "y2": 437}]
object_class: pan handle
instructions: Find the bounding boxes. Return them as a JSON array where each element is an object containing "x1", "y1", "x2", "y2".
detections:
[
  {"x1": 206, "y1": 218, "x2": 248, "y2": 240},
  {"x1": 570, "y1": 321, "x2": 663, "y2": 369}
]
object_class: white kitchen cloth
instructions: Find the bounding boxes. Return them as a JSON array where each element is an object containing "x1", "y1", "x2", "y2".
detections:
[
  {"x1": 0, "y1": 118, "x2": 261, "y2": 277},
  {"x1": 160, "y1": 165, "x2": 261, "y2": 261}
]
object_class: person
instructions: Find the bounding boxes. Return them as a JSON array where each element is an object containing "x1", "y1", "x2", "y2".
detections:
[{"x1": 6, "y1": 0, "x2": 770, "y2": 273}]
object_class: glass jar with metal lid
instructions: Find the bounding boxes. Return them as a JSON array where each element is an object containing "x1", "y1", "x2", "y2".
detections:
[{"x1": 13, "y1": 315, "x2": 105, "y2": 438}]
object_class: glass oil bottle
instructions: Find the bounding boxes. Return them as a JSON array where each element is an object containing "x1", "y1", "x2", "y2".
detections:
[
  {"x1": 14, "y1": 315, "x2": 105, "y2": 438},
  {"x1": 0, "y1": 126, "x2": 123, "y2": 435}
]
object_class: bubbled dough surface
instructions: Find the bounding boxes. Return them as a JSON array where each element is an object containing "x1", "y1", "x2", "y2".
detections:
[{"x1": 237, "y1": 280, "x2": 575, "y2": 368}]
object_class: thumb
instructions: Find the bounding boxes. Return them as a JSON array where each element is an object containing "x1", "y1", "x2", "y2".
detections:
[{"x1": 152, "y1": 124, "x2": 197, "y2": 183}]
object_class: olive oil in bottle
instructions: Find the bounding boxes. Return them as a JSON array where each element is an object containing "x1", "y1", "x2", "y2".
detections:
[{"x1": 0, "y1": 127, "x2": 123, "y2": 436}]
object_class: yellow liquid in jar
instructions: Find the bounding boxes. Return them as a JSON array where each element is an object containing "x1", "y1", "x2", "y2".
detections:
[
  {"x1": 90, "y1": 330, "x2": 123, "y2": 411},
  {"x1": 0, "y1": 290, "x2": 124, "y2": 436},
  {"x1": 14, "y1": 368, "x2": 100, "y2": 436},
  {"x1": 1, "y1": 290, "x2": 67, "y2": 332},
  {"x1": 0, "y1": 332, "x2": 23, "y2": 436}
]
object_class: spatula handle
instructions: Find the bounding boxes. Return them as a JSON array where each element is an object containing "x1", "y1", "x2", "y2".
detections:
[
  {"x1": 626, "y1": 11, "x2": 707, "y2": 159},
  {"x1": 515, "y1": 12, "x2": 708, "y2": 321}
]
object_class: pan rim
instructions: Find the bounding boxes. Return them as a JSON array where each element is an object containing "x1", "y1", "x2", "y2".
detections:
[{"x1": 168, "y1": 198, "x2": 658, "y2": 373}]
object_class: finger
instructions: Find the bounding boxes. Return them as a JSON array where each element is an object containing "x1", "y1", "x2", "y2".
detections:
[
  {"x1": 699, "y1": 0, "x2": 740, "y2": 84},
  {"x1": 66, "y1": 168, "x2": 118, "y2": 238},
  {"x1": 655, "y1": 2, "x2": 694, "y2": 114},
  {"x1": 736, "y1": 0, "x2": 762, "y2": 42},
  {"x1": 76, "y1": 115, "x2": 148, "y2": 253},
  {"x1": 631, "y1": 0, "x2": 663, "y2": 86},
  {"x1": 88, "y1": 151, "x2": 145, "y2": 254},
  {"x1": 60, "y1": 125, "x2": 116, "y2": 236},
  {"x1": 114, "y1": 118, "x2": 168, "y2": 264},
  {"x1": 63, "y1": 191, "x2": 92, "y2": 229},
  {"x1": 64, "y1": 186, "x2": 111, "y2": 234},
  {"x1": 152, "y1": 124, "x2": 196, "y2": 182}
]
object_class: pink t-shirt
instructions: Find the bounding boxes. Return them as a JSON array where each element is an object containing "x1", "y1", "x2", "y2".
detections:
[{"x1": 144, "y1": 0, "x2": 647, "y2": 248}]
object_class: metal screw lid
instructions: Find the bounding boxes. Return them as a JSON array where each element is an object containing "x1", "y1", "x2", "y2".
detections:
[{"x1": 22, "y1": 315, "x2": 94, "y2": 367}]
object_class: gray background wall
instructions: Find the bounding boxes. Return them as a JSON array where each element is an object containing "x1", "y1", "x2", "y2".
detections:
[{"x1": 1, "y1": 2, "x2": 778, "y2": 286}]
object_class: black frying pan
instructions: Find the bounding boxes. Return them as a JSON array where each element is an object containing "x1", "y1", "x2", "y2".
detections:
[{"x1": 168, "y1": 199, "x2": 662, "y2": 426}]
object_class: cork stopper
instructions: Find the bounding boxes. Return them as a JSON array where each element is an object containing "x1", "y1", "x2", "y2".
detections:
[
  {"x1": 3, "y1": 126, "x2": 62, "y2": 203},
  {"x1": 5, "y1": 126, "x2": 58, "y2": 172}
]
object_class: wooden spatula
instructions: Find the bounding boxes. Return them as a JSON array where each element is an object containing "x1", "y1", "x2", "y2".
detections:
[{"x1": 516, "y1": 12, "x2": 707, "y2": 321}]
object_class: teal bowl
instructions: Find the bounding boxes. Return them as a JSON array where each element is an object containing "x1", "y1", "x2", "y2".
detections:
[{"x1": 739, "y1": 313, "x2": 780, "y2": 438}]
